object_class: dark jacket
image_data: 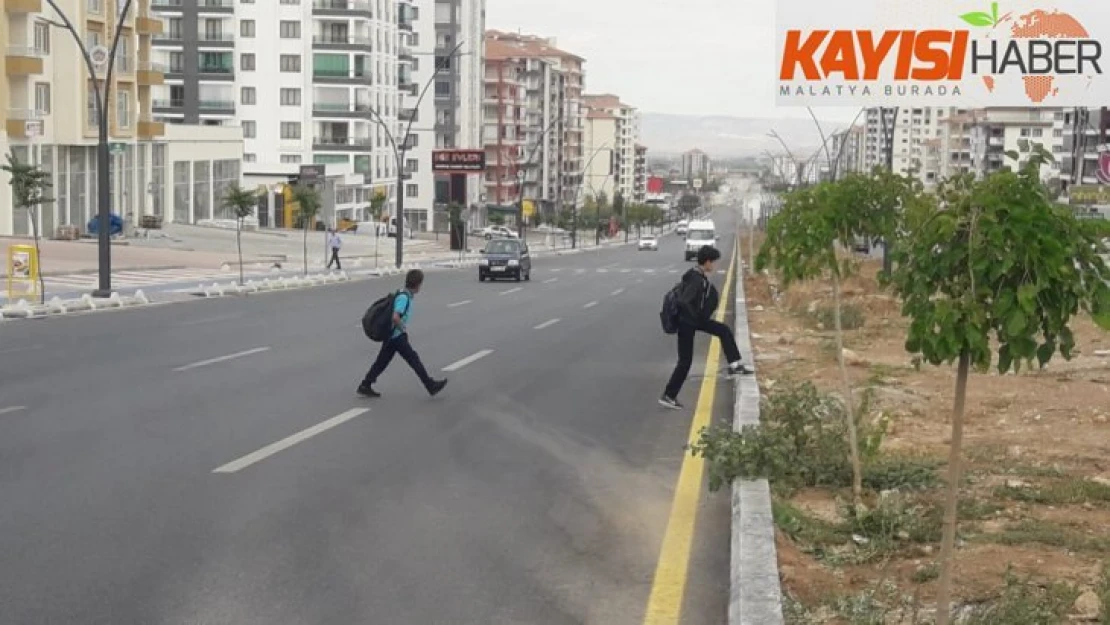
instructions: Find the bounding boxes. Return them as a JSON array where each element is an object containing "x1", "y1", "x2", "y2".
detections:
[{"x1": 676, "y1": 267, "x2": 718, "y2": 326}]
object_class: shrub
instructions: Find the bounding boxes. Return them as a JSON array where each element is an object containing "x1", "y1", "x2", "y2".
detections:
[
  {"x1": 863, "y1": 456, "x2": 942, "y2": 492},
  {"x1": 848, "y1": 493, "x2": 942, "y2": 546},
  {"x1": 961, "y1": 568, "x2": 1080, "y2": 625},
  {"x1": 812, "y1": 303, "x2": 866, "y2": 331}
]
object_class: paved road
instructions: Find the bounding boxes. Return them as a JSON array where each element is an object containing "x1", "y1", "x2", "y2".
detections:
[{"x1": 0, "y1": 209, "x2": 740, "y2": 625}]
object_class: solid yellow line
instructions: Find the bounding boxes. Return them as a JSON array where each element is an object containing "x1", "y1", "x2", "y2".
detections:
[{"x1": 642, "y1": 237, "x2": 737, "y2": 625}]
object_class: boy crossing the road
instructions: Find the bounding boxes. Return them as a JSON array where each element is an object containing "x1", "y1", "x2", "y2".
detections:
[
  {"x1": 660, "y1": 245, "x2": 753, "y2": 410},
  {"x1": 358, "y1": 269, "x2": 448, "y2": 398}
]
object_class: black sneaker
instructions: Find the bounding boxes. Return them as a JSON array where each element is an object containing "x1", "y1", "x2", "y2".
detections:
[
  {"x1": 357, "y1": 385, "x2": 381, "y2": 398},
  {"x1": 659, "y1": 395, "x2": 683, "y2": 410},
  {"x1": 428, "y1": 379, "x2": 448, "y2": 397}
]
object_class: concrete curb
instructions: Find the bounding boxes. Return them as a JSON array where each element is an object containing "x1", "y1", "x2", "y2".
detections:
[
  {"x1": 0, "y1": 290, "x2": 150, "y2": 321},
  {"x1": 731, "y1": 249, "x2": 785, "y2": 625}
]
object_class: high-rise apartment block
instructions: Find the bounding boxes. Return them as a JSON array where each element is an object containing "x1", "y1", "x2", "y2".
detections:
[
  {"x1": 1, "y1": 0, "x2": 241, "y2": 236},
  {"x1": 680, "y1": 148, "x2": 710, "y2": 182},
  {"x1": 398, "y1": 0, "x2": 485, "y2": 231},
  {"x1": 483, "y1": 30, "x2": 584, "y2": 223}
]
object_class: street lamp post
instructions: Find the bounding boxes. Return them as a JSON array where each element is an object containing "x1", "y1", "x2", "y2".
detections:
[
  {"x1": 573, "y1": 144, "x2": 611, "y2": 249},
  {"x1": 366, "y1": 41, "x2": 465, "y2": 269},
  {"x1": 513, "y1": 115, "x2": 566, "y2": 240},
  {"x1": 44, "y1": 0, "x2": 134, "y2": 296}
]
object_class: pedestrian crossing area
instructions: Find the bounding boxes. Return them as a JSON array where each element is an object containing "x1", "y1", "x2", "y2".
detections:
[{"x1": 43, "y1": 268, "x2": 248, "y2": 294}]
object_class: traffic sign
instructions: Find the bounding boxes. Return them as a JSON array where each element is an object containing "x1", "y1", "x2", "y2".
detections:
[{"x1": 110, "y1": 142, "x2": 126, "y2": 155}]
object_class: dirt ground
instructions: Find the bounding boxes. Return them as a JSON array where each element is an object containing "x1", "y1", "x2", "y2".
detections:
[{"x1": 743, "y1": 257, "x2": 1110, "y2": 622}]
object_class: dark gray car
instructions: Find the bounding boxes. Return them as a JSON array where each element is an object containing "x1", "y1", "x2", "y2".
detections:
[{"x1": 479, "y1": 238, "x2": 532, "y2": 282}]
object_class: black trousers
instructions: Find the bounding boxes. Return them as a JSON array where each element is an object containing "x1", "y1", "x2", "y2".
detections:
[
  {"x1": 327, "y1": 248, "x2": 342, "y2": 270},
  {"x1": 360, "y1": 333, "x2": 434, "y2": 391},
  {"x1": 663, "y1": 319, "x2": 743, "y2": 399}
]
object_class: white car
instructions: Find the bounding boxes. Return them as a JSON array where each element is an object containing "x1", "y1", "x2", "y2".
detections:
[
  {"x1": 479, "y1": 225, "x2": 518, "y2": 240},
  {"x1": 638, "y1": 236, "x2": 659, "y2": 251}
]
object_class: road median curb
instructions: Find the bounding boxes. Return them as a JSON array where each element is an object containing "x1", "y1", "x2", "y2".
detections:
[{"x1": 731, "y1": 243, "x2": 785, "y2": 625}]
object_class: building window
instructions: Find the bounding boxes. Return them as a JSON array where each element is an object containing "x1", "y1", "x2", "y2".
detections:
[
  {"x1": 281, "y1": 154, "x2": 302, "y2": 164},
  {"x1": 87, "y1": 0, "x2": 102, "y2": 13},
  {"x1": 281, "y1": 122, "x2": 301, "y2": 139},
  {"x1": 33, "y1": 21, "x2": 50, "y2": 53},
  {"x1": 168, "y1": 51, "x2": 184, "y2": 73},
  {"x1": 280, "y1": 88, "x2": 301, "y2": 106},
  {"x1": 406, "y1": 184, "x2": 418, "y2": 197},
  {"x1": 241, "y1": 53, "x2": 256, "y2": 71},
  {"x1": 87, "y1": 82, "x2": 99, "y2": 127},
  {"x1": 280, "y1": 0, "x2": 300, "y2": 3},
  {"x1": 435, "y1": 81, "x2": 450, "y2": 97},
  {"x1": 406, "y1": 158, "x2": 418, "y2": 173},
  {"x1": 243, "y1": 121, "x2": 256, "y2": 138},
  {"x1": 194, "y1": 161, "x2": 211, "y2": 222},
  {"x1": 241, "y1": 87, "x2": 256, "y2": 104},
  {"x1": 34, "y1": 83, "x2": 51, "y2": 114},
  {"x1": 280, "y1": 55, "x2": 301, "y2": 72},
  {"x1": 280, "y1": 21, "x2": 301, "y2": 39},
  {"x1": 116, "y1": 90, "x2": 131, "y2": 127},
  {"x1": 244, "y1": 153, "x2": 257, "y2": 162},
  {"x1": 1032, "y1": 128, "x2": 1043, "y2": 138},
  {"x1": 240, "y1": 20, "x2": 255, "y2": 38}
]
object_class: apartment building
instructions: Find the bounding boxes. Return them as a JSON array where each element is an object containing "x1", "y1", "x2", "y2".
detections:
[
  {"x1": 582, "y1": 94, "x2": 639, "y2": 204},
  {"x1": 633, "y1": 143, "x2": 647, "y2": 203},
  {"x1": 582, "y1": 101, "x2": 615, "y2": 201},
  {"x1": 680, "y1": 148, "x2": 710, "y2": 182},
  {"x1": 968, "y1": 108, "x2": 1065, "y2": 184},
  {"x1": 149, "y1": 0, "x2": 398, "y2": 225},
  {"x1": 483, "y1": 30, "x2": 584, "y2": 223},
  {"x1": 1, "y1": 0, "x2": 240, "y2": 237},
  {"x1": 1061, "y1": 107, "x2": 1110, "y2": 190},
  {"x1": 396, "y1": 0, "x2": 484, "y2": 232},
  {"x1": 829, "y1": 125, "x2": 865, "y2": 177}
]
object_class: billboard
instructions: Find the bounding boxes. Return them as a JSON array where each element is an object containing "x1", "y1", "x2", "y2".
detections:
[
  {"x1": 432, "y1": 150, "x2": 485, "y2": 172},
  {"x1": 647, "y1": 176, "x2": 665, "y2": 194},
  {"x1": 777, "y1": 0, "x2": 1110, "y2": 107}
]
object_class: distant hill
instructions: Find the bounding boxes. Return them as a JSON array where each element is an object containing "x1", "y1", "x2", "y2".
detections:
[{"x1": 640, "y1": 112, "x2": 852, "y2": 159}]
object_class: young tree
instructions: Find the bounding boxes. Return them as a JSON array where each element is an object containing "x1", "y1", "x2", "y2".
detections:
[
  {"x1": 3, "y1": 153, "x2": 52, "y2": 304},
  {"x1": 368, "y1": 190, "x2": 387, "y2": 265},
  {"x1": 223, "y1": 185, "x2": 259, "y2": 286},
  {"x1": 891, "y1": 149, "x2": 1110, "y2": 625},
  {"x1": 613, "y1": 192, "x2": 627, "y2": 241},
  {"x1": 757, "y1": 176, "x2": 901, "y2": 509},
  {"x1": 291, "y1": 184, "x2": 321, "y2": 276}
]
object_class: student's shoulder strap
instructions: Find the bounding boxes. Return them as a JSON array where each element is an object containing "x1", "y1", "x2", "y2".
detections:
[{"x1": 397, "y1": 290, "x2": 411, "y2": 315}]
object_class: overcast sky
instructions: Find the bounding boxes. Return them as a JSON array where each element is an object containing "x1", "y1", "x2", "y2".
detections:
[{"x1": 485, "y1": 0, "x2": 858, "y2": 122}]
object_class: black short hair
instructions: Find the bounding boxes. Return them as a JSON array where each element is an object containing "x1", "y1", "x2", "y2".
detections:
[
  {"x1": 697, "y1": 246, "x2": 721, "y2": 265},
  {"x1": 405, "y1": 269, "x2": 425, "y2": 290}
]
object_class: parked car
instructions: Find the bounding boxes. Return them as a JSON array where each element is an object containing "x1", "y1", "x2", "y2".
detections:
[
  {"x1": 638, "y1": 235, "x2": 659, "y2": 251},
  {"x1": 479, "y1": 238, "x2": 531, "y2": 282},
  {"x1": 478, "y1": 225, "x2": 518, "y2": 240}
]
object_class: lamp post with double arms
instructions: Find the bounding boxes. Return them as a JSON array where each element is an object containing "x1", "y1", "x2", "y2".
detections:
[
  {"x1": 366, "y1": 41, "x2": 465, "y2": 268},
  {"x1": 43, "y1": 0, "x2": 134, "y2": 296},
  {"x1": 513, "y1": 114, "x2": 566, "y2": 240}
]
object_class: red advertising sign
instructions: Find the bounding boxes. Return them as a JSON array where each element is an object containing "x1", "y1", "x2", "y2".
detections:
[
  {"x1": 432, "y1": 150, "x2": 486, "y2": 172},
  {"x1": 647, "y1": 176, "x2": 665, "y2": 194}
]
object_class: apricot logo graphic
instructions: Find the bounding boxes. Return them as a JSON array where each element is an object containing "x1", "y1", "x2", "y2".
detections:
[
  {"x1": 776, "y1": 0, "x2": 1107, "y2": 106},
  {"x1": 962, "y1": 3, "x2": 1100, "y2": 103}
]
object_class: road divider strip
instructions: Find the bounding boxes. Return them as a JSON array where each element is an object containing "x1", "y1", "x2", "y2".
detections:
[
  {"x1": 212, "y1": 408, "x2": 370, "y2": 474},
  {"x1": 533, "y1": 318, "x2": 561, "y2": 330},
  {"x1": 0, "y1": 406, "x2": 27, "y2": 416},
  {"x1": 447, "y1": 300, "x2": 472, "y2": 308}
]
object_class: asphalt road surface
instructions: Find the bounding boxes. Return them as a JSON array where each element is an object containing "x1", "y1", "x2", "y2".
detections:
[{"x1": 0, "y1": 209, "x2": 742, "y2": 625}]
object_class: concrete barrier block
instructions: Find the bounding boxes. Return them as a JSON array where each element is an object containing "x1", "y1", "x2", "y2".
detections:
[{"x1": 135, "y1": 290, "x2": 150, "y2": 304}]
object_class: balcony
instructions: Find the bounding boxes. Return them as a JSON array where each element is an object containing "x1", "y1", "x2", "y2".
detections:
[
  {"x1": 313, "y1": 34, "x2": 371, "y2": 50},
  {"x1": 136, "y1": 15, "x2": 163, "y2": 35},
  {"x1": 198, "y1": 100, "x2": 235, "y2": 114},
  {"x1": 5, "y1": 46, "x2": 45, "y2": 76},
  {"x1": 138, "y1": 116, "x2": 165, "y2": 138},
  {"x1": 198, "y1": 32, "x2": 235, "y2": 48},
  {"x1": 150, "y1": 0, "x2": 183, "y2": 10},
  {"x1": 197, "y1": 61, "x2": 234, "y2": 81},
  {"x1": 197, "y1": 0, "x2": 233, "y2": 13},
  {"x1": 312, "y1": 102, "x2": 372, "y2": 118},
  {"x1": 5, "y1": 109, "x2": 44, "y2": 139},
  {"x1": 153, "y1": 31, "x2": 183, "y2": 45},
  {"x1": 152, "y1": 99, "x2": 184, "y2": 113},
  {"x1": 399, "y1": 82, "x2": 418, "y2": 96},
  {"x1": 312, "y1": 68, "x2": 371, "y2": 84},
  {"x1": 4, "y1": 0, "x2": 42, "y2": 12},
  {"x1": 313, "y1": 136, "x2": 372, "y2": 151},
  {"x1": 313, "y1": 0, "x2": 371, "y2": 16},
  {"x1": 137, "y1": 61, "x2": 166, "y2": 85},
  {"x1": 398, "y1": 17, "x2": 414, "y2": 32}
]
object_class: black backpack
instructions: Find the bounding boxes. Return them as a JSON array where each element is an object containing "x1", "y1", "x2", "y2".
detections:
[
  {"x1": 660, "y1": 282, "x2": 683, "y2": 335},
  {"x1": 362, "y1": 291, "x2": 410, "y2": 342}
]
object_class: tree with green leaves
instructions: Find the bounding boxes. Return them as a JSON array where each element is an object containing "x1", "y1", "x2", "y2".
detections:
[
  {"x1": 3, "y1": 152, "x2": 52, "y2": 304},
  {"x1": 613, "y1": 192, "x2": 627, "y2": 242},
  {"x1": 757, "y1": 175, "x2": 903, "y2": 509},
  {"x1": 890, "y1": 148, "x2": 1110, "y2": 625},
  {"x1": 223, "y1": 185, "x2": 259, "y2": 286},
  {"x1": 291, "y1": 184, "x2": 321, "y2": 276},
  {"x1": 368, "y1": 189, "x2": 388, "y2": 266}
]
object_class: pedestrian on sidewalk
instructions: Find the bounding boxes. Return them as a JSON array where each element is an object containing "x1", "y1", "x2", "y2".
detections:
[
  {"x1": 358, "y1": 269, "x2": 448, "y2": 398},
  {"x1": 326, "y1": 228, "x2": 343, "y2": 270},
  {"x1": 660, "y1": 245, "x2": 753, "y2": 410}
]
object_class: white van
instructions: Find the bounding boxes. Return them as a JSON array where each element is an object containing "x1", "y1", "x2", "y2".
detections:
[{"x1": 684, "y1": 219, "x2": 717, "y2": 261}]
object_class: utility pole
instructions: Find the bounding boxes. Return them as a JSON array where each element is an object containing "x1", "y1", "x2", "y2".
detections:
[{"x1": 879, "y1": 107, "x2": 899, "y2": 276}]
